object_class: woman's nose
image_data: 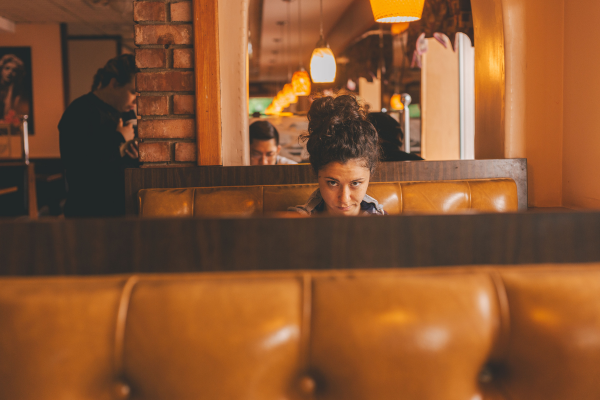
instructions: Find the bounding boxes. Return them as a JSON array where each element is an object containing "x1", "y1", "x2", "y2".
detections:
[{"x1": 339, "y1": 187, "x2": 351, "y2": 203}]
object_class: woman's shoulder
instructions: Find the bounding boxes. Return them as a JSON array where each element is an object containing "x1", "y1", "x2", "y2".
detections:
[{"x1": 360, "y1": 194, "x2": 387, "y2": 215}]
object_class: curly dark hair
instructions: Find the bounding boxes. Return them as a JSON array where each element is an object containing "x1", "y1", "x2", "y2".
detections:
[
  {"x1": 91, "y1": 54, "x2": 139, "y2": 91},
  {"x1": 303, "y1": 94, "x2": 379, "y2": 174}
]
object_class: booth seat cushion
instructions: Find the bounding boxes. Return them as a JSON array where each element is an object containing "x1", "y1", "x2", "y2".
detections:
[
  {"x1": 2, "y1": 265, "x2": 600, "y2": 400},
  {"x1": 138, "y1": 178, "x2": 518, "y2": 217}
]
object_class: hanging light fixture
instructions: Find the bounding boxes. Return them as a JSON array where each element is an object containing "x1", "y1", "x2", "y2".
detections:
[
  {"x1": 310, "y1": 0, "x2": 336, "y2": 83},
  {"x1": 391, "y1": 22, "x2": 410, "y2": 35},
  {"x1": 282, "y1": 83, "x2": 298, "y2": 104},
  {"x1": 369, "y1": 0, "x2": 425, "y2": 23},
  {"x1": 390, "y1": 94, "x2": 404, "y2": 110},
  {"x1": 292, "y1": 0, "x2": 311, "y2": 95}
]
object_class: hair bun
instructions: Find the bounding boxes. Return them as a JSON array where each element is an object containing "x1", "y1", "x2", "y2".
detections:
[
  {"x1": 303, "y1": 93, "x2": 379, "y2": 173},
  {"x1": 307, "y1": 94, "x2": 367, "y2": 139}
]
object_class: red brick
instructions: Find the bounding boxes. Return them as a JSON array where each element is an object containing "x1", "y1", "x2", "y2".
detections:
[
  {"x1": 135, "y1": 25, "x2": 192, "y2": 45},
  {"x1": 173, "y1": 95, "x2": 195, "y2": 114},
  {"x1": 139, "y1": 142, "x2": 170, "y2": 162},
  {"x1": 133, "y1": 2, "x2": 166, "y2": 22},
  {"x1": 138, "y1": 119, "x2": 195, "y2": 139},
  {"x1": 136, "y1": 71, "x2": 194, "y2": 91},
  {"x1": 135, "y1": 48, "x2": 166, "y2": 69},
  {"x1": 170, "y1": 2, "x2": 192, "y2": 22},
  {"x1": 137, "y1": 96, "x2": 168, "y2": 116},
  {"x1": 173, "y1": 48, "x2": 193, "y2": 68},
  {"x1": 175, "y1": 142, "x2": 197, "y2": 162}
]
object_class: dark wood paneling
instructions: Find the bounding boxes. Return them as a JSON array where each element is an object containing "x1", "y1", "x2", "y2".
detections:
[
  {"x1": 1, "y1": 209, "x2": 597, "y2": 276},
  {"x1": 0, "y1": 162, "x2": 37, "y2": 218},
  {"x1": 125, "y1": 159, "x2": 527, "y2": 214}
]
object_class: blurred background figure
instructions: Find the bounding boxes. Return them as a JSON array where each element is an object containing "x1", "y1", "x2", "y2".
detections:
[
  {"x1": 368, "y1": 112, "x2": 424, "y2": 161},
  {"x1": 249, "y1": 120, "x2": 297, "y2": 165},
  {"x1": 59, "y1": 54, "x2": 139, "y2": 217}
]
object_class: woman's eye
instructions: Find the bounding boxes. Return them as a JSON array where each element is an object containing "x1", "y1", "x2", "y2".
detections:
[
  {"x1": 351, "y1": 181, "x2": 361, "y2": 187},
  {"x1": 327, "y1": 181, "x2": 338, "y2": 186}
]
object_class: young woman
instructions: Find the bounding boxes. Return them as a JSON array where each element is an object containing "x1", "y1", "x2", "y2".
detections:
[
  {"x1": 59, "y1": 54, "x2": 139, "y2": 217},
  {"x1": 289, "y1": 94, "x2": 386, "y2": 216}
]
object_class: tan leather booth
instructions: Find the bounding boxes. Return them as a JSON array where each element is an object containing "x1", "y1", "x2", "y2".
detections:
[
  {"x1": 138, "y1": 178, "x2": 518, "y2": 217},
  {"x1": 1, "y1": 265, "x2": 599, "y2": 399}
]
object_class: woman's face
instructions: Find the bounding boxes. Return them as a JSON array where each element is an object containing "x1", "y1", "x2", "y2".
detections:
[
  {"x1": 317, "y1": 159, "x2": 371, "y2": 216},
  {"x1": 1, "y1": 62, "x2": 18, "y2": 85}
]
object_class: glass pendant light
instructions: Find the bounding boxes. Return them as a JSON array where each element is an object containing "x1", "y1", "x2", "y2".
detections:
[
  {"x1": 369, "y1": 0, "x2": 425, "y2": 23},
  {"x1": 310, "y1": 0, "x2": 336, "y2": 83},
  {"x1": 283, "y1": 83, "x2": 298, "y2": 104},
  {"x1": 292, "y1": 0, "x2": 311, "y2": 95},
  {"x1": 390, "y1": 94, "x2": 404, "y2": 110}
]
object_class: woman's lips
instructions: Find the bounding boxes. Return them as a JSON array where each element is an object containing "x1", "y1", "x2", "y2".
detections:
[{"x1": 337, "y1": 205, "x2": 353, "y2": 211}]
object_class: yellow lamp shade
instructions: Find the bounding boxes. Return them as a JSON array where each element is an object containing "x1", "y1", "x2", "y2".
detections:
[
  {"x1": 369, "y1": 0, "x2": 425, "y2": 23},
  {"x1": 390, "y1": 94, "x2": 404, "y2": 110},
  {"x1": 292, "y1": 70, "x2": 311, "y2": 96},
  {"x1": 282, "y1": 84, "x2": 298, "y2": 104},
  {"x1": 310, "y1": 47, "x2": 336, "y2": 83},
  {"x1": 391, "y1": 22, "x2": 410, "y2": 35}
]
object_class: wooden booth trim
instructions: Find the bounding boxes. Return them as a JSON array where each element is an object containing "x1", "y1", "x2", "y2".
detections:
[
  {"x1": 125, "y1": 159, "x2": 528, "y2": 214},
  {"x1": 1, "y1": 208, "x2": 597, "y2": 275},
  {"x1": 193, "y1": 0, "x2": 223, "y2": 166}
]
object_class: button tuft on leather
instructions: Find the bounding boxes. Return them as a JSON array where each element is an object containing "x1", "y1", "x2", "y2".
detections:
[
  {"x1": 298, "y1": 375, "x2": 316, "y2": 394},
  {"x1": 479, "y1": 366, "x2": 493, "y2": 383},
  {"x1": 115, "y1": 382, "x2": 131, "y2": 398}
]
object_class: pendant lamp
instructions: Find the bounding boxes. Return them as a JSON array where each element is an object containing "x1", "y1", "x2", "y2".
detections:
[
  {"x1": 283, "y1": 83, "x2": 298, "y2": 104},
  {"x1": 310, "y1": 0, "x2": 336, "y2": 83},
  {"x1": 391, "y1": 22, "x2": 410, "y2": 35},
  {"x1": 369, "y1": 0, "x2": 425, "y2": 23},
  {"x1": 390, "y1": 94, "x2": 404, "y2": 110},
  {"x1": 292, "y1": 0, "x2": 311, "y2": 95}
]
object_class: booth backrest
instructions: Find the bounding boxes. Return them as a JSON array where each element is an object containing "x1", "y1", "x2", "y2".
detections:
[
  {"x1": 1, "y1": 265, "x2": 600, "y2": 400},
  {"x1": 138, "y1": 178, "x2": 518, "y2": 217}
]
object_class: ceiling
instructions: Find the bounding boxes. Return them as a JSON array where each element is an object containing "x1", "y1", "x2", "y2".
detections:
[
  {"x1": 0, "y1": 0, "x2": 134, "y2": 48},
  {"x1": 0, "y1": 0, "x2": 374, "y2": 77},
  {"x1": 255, "y1": 0, "x2": 357, "y2": 82}
]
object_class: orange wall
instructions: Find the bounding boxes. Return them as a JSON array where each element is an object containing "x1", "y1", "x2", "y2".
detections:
[
  {"x1": 562, "y1": 0, "x2": 600, "y2": 209},
  {"x1": 421, "y1": 38, "x2": 460, "y2": 160},
  {"x1": 0, "y1": 24, "x2": 64, "y2": 158},
  {"x1": 501, "y1": 0, "x2": 564, "y2": 207}
]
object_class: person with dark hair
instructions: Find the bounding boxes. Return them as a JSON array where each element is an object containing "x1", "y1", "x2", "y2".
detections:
[
  {"x1": 249, "y1": 120, "x2": 297, "y2": 165},
  {"x1": 289, "y1": 94, "x2": 386, "y2": 216},
  {"x1": 59, "y1": 54, "x2": 140, "y2": 217},
  {"x1": 367, "y1": 112, "x2": 424, "y2": 161}
]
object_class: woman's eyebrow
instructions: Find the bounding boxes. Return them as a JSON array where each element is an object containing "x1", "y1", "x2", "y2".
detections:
[{"x1": 324, "y1": 177, "x2": 340, "y2": 181}]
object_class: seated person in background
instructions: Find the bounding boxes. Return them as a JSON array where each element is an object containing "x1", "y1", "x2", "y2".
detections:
[
  {"x1": 59, "y1": 54, "x2": 139, "y2": 217},
  {"x1": 289, "y1": 94, "x2": 386, "y2": 216},
  {"x1": 249, "y1": 120, "x2": 297, "y2": 165},
  {"x1": 367, "y1": 112, "x2": 424, "y2": 161}
]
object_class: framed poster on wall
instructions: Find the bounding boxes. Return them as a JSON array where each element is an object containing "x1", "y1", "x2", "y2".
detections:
[{"x1": 0, "y1": 47, "x2": 34, "y2": 135}]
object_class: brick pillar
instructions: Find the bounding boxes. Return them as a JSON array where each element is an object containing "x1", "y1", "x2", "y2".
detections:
[{"x1": 134, "y1": 0, "x2": 197, "y2": 166}]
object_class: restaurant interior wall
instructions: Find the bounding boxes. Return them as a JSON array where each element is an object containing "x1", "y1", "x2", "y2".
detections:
[
  {"x1": 421, "y1": 37, "x2": 459, "y2": 160},
  {"x1": 134, "y1": 0, "x2": 197, "y2": 165},
  {"x1": 0, "y1": 23, "x2": 64, "y2": 159},
  {"x1": 68, "y1": 39, "x2": 120, "y2": 103},
  {"x1": 562, "y1": 0, "x2": 600, "y2": 209},
  {"x1": 503, "y1": 0, "x2": 564, "y2": 208},
  {"x1": 474, "y1": 0, "x2": 564, "y2": 207}
]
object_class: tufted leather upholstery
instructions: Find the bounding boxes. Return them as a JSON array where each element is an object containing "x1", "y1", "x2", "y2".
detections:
[
  {"x1": 138, "y1": 178, "x2": 518, "y2": 217},
  {"x1": 1, "y1": 265, "x2": 600, "y2": 400}
]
